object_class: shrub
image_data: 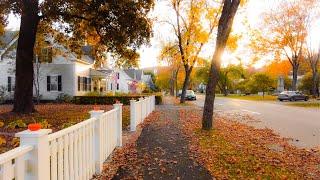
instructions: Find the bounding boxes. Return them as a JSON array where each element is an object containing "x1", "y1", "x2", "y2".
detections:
[
  {"x1": 85, "y1": 91, "x2": 102, "y2": 96},
  {"x1": 56, "y1": 93, "x2": 73, "y2": 103},
  {"x1": 0, "y1": 86, "x2": 6, "y2": 104},
  {"x1": 61, "y1": 122, "x2": 77, "y2": 129},
  {"x1": 74, "y1": 95, "x2": 163, "y2": 105},
  {"x1": 7, "y1": 119, "x2": 27, "y2": 129},
  {"x1": 39, "y1": 120, "x2": 51, "y2": 129}
]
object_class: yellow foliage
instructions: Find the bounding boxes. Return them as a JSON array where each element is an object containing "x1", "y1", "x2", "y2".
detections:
[{"x1": 0, "y1": 136, "x2": 6, "y2": 146}]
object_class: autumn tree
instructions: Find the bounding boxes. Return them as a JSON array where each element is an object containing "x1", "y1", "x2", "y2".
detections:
[
  {"x1": 306, "y1": 35, "x2": 320, "y2": 97},
  {"x1": 202, "y1": 0, "x2": 241, "y2": 130},
  {"x1": 256, "y1": 0, "x2": 317, "y2": 91},
  {"x1": 166, "y1": 0, "x2": 223, "y2": 103},
  {"x1": 264, "y1": 60, "x2": 291, "y2": 78},
  {"x1": 0, "y1": 0, "x2": 154, "y2": 113},
  {"x1": 218, "y1": 65, "x2": 244, "y2": 96},
  {"x1": 158, "y1": 42, "x2": 182, "y2": 96},
  {"x1": 248, "y1": 73, "x2": 274, "y2": 97}
]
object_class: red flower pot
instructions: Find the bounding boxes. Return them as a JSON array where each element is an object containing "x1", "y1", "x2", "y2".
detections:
[{"x1": 28, "y1": 123, "x2": 41, "y2": 131}]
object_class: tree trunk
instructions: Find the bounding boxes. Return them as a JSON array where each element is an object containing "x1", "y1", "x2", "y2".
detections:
[
  {"x1": 291, "y1": 58, "x2": 299, "y2": 91},
  {"x1": 175, "y1": 69, "x2": 179, "y2": 97},
  {"x1": 13, "y1": 0, "x2": 39, "y2": 113},
  {"x1": 202, "y1": 57, "x2": 220, "y2": 129},
  {"x1": 180, "y1": 67, "x2": 192, "y2": 103},
  {"x1": 169, "y1": 76, "x2": 174, "y2": 96},
  {"x1": 202, "y1": 0, "x2": 240, "y2": 130},
  {"x1": 312, "y1": 68, "x2": 319, "y2": 97}
]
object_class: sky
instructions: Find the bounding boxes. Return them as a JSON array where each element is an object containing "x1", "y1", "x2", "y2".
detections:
[{"x1": 5, "y1": 0, "x2": 320, "y2": 69}]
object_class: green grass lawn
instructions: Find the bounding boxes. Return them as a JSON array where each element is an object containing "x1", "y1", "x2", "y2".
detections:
[
  {"x1": 287, "y1": 102, "x2": 320, "y2": 108},
  {"x1": 217, "y1": 94, "x2": 277, "y2": 101}
]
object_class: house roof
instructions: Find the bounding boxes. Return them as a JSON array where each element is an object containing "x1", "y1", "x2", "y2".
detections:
[
  {"x1": 0, "y1": 31, "x2": 95, "y2": 64},
  {"x1": 90, "y1": 68, "x2": 108, "y2": 78},
  {"x1": 124, "y1": 69, "x2": 143, "y2": 81},
  {"x1": 0, "y1": 31, "x2": 18, "y2": 50},
  {"x1": 97, "y1": 69, "x2": 113, "y2": 74}
]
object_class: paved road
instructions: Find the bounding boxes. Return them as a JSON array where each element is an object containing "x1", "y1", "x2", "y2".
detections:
[{"x1": 193, "y1": 95, "x2": 320, "y2": 149}]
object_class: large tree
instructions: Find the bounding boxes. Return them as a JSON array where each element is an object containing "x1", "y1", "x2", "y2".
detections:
[
  {"x1": 158, "y1": 43, "x2": 182, "y2": 96},
  {"x1": 0, "y1": 0, "x2": 154, "y2": 113},
  {"x1": 166, "y1": 0, "x2": 223, "y2": 103},
  {"x1": 306, "y1": 44, "x2": 320, "y2": 97},
  {"x1": 257, "y1": 0, "x2": 317, "y2": 91},
  {"x1": 202, "y1": 0, "x2": 240, "y2": 130}
]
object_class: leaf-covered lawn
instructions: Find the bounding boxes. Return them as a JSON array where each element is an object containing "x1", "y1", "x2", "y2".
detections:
[
  {"x1": 0, "y1": 104, "x2": 129, "y2": 153},
  {"x1": 218, "y1": 94, "x2": 277, "y2": 101},
  {"x1": 179, "y1": 109, "x2": 320, "y2": 179},
  {"x1": 287, "y1": 102, "x2": 320, "y2": 108}
]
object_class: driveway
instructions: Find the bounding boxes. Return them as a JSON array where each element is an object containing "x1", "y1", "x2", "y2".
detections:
[{"x1": 193, "y1": 95, "x2": 320, "y2": 148}]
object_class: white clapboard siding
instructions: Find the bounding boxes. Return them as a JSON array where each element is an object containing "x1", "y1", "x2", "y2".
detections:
[{"x1": 0, "y1": 145, "x2": 33, "y2": 180}]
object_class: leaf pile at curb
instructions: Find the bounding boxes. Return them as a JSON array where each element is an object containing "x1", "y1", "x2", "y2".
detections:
[{"x1": 179, "y1": 109, "x2": 320, "y2": 179}]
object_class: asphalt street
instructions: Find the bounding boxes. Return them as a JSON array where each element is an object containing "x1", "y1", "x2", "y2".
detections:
[{"x1": 193, "y1": 95, "x2": 320, "y2": 148}]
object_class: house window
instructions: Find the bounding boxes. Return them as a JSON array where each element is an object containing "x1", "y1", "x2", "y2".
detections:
[
  {"x1": 116, "y1": 83, "x2": 119, "y2": 90},
  {"x1": 83, "y1": 77, "x2": 87, "y2": 91},
  {"x1": 88, "y1": 78, "x2": 92, "y2": 92},
  {"x1": 7, "y1": 76, "x2": 15, "y2": 92},
  {"x1": 47, "y1": 75, "x2": 62, "y2": 92},
  {"x1": 100, "y1": 80, "x2": 106, "y2": 92},
  {"x1": 78, "y1": 76, "x2": 91, "y2": 92},
  {"x1": 117, "y1": 73, "x2": 120, "y2": 79},
  {"x1": 39, "y1": 48, "x2": 53, "y2": 63},
  {"x1": 110, "y1": 83, "x2": 113, "y2": 90}
]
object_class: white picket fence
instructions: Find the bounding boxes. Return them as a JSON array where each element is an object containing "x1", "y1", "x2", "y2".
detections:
[
  {"x1": 0, "y1": 103, "x2": 123, "y2": 180},
  {"x1": 130, "y1": 96, "x2": 156, "y2": 131},
  {"x1": 0, "y1": 96, "x2": 156, "y2": 180}
]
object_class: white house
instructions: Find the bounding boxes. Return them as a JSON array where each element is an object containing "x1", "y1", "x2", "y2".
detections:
[
  {"x1": 0, "y1": 31, "x2": 117, "y2": 100},
  {"x1": 116, "y1": 69, "x2": 155, "y2": 93},
  {"x1": 0, "y1": 31, "x2": 155, "y2": 101}
]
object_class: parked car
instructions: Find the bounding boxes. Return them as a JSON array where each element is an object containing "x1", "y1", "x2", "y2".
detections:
[
  {"x1": 278, "y1": 91, "x2": 309, "y2": 101},
  {"x1": 185, "y1": 90, "x2": 196, "y2": 101}
]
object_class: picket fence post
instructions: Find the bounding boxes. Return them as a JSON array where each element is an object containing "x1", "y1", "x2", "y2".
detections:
[
  {"x1": 113, "y1": 103, "x2": 123, "y2": 147},
  {"x1": 130, "y1": 100, "x2": 137, "y2": 131},
  {"x1": 90, "y1": 110, "x2": 105, "y2": 174},
  {"x1": 15, "y1": 129, "x2": 52, "y2": 180},
  {"x1": 139, "y1": 97, "x2": 144, "y2": 120}
]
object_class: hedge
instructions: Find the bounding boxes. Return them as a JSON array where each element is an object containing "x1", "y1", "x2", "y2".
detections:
[{"x1": 73, "y1": 95, "x2": 162, "y2": 105}]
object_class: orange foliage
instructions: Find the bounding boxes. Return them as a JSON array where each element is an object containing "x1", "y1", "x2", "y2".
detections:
[{"x1": 264, "y1": 60, "x2": 291, "y2": 77}]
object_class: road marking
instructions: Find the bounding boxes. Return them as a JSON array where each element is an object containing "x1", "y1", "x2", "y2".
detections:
[
  {"x1": 216, "y1": 103, "x2": 223, "y2": 106},
  {"x1": 241, "y1": 109, "x2": 261, "y2": 115}
]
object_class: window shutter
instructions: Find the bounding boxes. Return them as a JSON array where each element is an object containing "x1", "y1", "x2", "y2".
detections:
[
  {"x1": 7, "y1": 77, "x2": 11, "y2": 92},
  {"x1": 48, "y1": 48, "x2": 53, "y2": 63},
  {"x1": 82, "y1": 77, "x2": 86, "y2": 91},
  {"x1": 78, "y1": 76, "x2": 80, "y2": 91},
  {"x1": 88, "y1": 78, "x2": 92, "y2": 92},
  {"x1": 58, "y1": 75, "x2": 62, "y2": 91},
  {"x1": 47, "y1": 76, "x2": 51, "y2": 91}
]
